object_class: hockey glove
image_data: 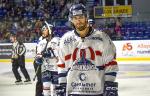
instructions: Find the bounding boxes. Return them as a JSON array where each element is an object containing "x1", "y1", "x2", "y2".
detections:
[
  {"x1": 42, "y1": 48, "x2": 53, "y2": 58},
  {"x1": 103, "y1": 81, "x2": 118, "y2": 96},
  {"x1": 35, "y1": 57, "x2": 43, "y2": 65}
]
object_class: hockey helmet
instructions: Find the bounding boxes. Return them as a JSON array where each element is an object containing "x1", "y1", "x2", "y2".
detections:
[
  {"x1": 41, "y1": 21, "x2": 53, "y2": 35},
  {"x1": 88, "y1": 19, "x2": 95, "y2": 26},
  {"x1": 69, "y1": 4, "x2": 88, "y2": 20}
]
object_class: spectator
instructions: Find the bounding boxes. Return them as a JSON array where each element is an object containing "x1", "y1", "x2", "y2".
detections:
[{"x1": 114, "y1": 17, "x2": 122, "y2": 39}]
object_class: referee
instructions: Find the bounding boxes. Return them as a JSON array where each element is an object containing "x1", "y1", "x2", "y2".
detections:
[{"x1": 10, "y1": 34, "x2": 31, "y2": 84}]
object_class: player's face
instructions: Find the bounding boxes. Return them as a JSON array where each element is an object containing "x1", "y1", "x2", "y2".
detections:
[
  {"x1": 71, "y1": 15, "x2": 88, "y2": 31},
  {"x1": 42, "y1": 28, "x2": 49, "y2": 37},
  {"x1": 10, "y1": 36, "x2": 16, "y2": 42}
]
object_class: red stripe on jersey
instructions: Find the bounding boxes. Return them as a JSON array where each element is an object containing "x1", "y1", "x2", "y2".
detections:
[
  {"x1": 72, "y1": 48, "x2": 79, "y2": 61},
  {"x1": 58, "y1": 63, "x2": 65, "y2": 68},
  {"x1": 95, "y1": 50, "x2": 102, "y2": 56},
  {"x1": 105, "y1": 61, "x2": 117, "y2": 67},
  {"x1": 88, "y1": 47, "x2": 95, "y2": 60},
  {"x1": 65, "y1": 54, "x2": 71, "y2": 61},
  {"x1": 80, "y1": 49, "x2": 86, "y2": 58}
]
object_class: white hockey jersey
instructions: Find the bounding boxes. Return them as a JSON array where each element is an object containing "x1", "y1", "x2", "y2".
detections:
[
  {"x1": 37, "y1": 37, "x2": 60, "y2": 72},
  {"x1": 36, "y1": 37, "x2": 47, "y2": 55},
  {"x1": 57, "y1": 29, "x2": 118, "y2": 95},
  {"x1": 36, "y1": 36, "x2": 43, "y2": 54}
]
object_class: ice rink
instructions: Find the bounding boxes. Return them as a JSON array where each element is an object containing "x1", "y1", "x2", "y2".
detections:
[{"x1": 0, "y1": 62, "x2": 150, "y2": 96}]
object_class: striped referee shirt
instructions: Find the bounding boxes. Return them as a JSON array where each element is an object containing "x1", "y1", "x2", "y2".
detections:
[{"x1": 12, "y1": 41, "x2": 26, "y2": 58}]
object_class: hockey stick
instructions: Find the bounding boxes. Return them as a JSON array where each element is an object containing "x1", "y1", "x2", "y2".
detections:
[{"x1": 33, "y1": 65, "x2": 40, "y2": 81}]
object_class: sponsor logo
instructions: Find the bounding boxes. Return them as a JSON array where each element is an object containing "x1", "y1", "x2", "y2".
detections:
[
  {"x1": 137, "y1": 44, "x2": 150, "y2": 49},
  {"x1": 72, "y1": 10, "x2": 83, "y2": 15},
  {"x1": 137, "y1": 50, "x2": 150, "y2": 54},
  {"x1": 88, "y1": 37, "x2": 103, "y2": 41},
  {"x1": 106, "y1": 87, "x2": 118, "y2": 91},
  {"x1": 79, "y1": 73, "x2": 87, "y2": 81},
  {"x1": 122, "y1": 43, "x2": 135, "y2": 56},
  {"x1": 122, "y1": 43, "x2": 133, "y2": 51},
  {"x1": 71, "y1": 82, "x2": 96, "y2": 90},
  {"x1": 64, "y1": 36, "x2": 76, "y2": 45}
]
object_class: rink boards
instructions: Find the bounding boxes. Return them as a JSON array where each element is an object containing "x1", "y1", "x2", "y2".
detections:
[{"x1": 0, "y1": 40, "x2": 150, "y2": 64}]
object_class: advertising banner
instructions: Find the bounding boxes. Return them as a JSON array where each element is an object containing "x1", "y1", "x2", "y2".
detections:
[
  {"x1": 113, "y1": 40, "x2": 150, "y2": 64},
  {"x1": 94, "y1": 5, "x2": 132, "y2": 18},
  {"x1": 0, "y1": 44, "x2": 12, "y2": 59},
  {"x1": 0, "y1": 40, "x2": 150, "y2": 64},
  {"x1": 0, "y1": 43, "x2": 36, "y2": 62}
]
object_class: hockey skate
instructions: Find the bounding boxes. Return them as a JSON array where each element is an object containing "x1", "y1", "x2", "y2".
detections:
[
  {"x1": 15, "y1": 80, "x2": 23, "y2": 85},
  {"x1": 24, "y1": 79, "x2": 32, "y2": 85}
]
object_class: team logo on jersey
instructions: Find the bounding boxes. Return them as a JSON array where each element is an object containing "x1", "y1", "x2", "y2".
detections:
[
  {"x1": 71, "y1": 51, "x2": 97, "y2": 71},
  {"x1": 68, "y1": 47, "x2": 102, "y2": 94}
]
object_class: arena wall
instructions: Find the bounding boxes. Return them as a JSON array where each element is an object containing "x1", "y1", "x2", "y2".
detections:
[{"x1": 0, "y1": 40, "x2": 150, "y2": 64}]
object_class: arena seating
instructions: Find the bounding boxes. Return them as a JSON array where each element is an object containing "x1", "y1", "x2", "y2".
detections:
[{"x1": 0, "y1": 0, "x2": 149, "y2": 43}]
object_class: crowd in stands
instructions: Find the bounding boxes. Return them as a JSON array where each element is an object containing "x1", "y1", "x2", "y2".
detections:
[
  {"x1": 0, "y1": 0, "x2": 87, "y2": 43},
  {"x1": 0, "y1": 0, "x2": 150, "y2": 43}
]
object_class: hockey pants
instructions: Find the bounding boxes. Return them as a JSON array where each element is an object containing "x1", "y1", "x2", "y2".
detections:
[{"x1": 42, "y1": 71, "x2": 59, "y2": 96}]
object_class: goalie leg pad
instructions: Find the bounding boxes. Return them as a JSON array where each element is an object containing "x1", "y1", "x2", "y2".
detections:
[{"x1": 104, "y1": 81, "x2": 118, "y2": 96}]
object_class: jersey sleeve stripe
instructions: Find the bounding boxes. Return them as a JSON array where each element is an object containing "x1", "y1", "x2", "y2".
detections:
[
  {"x1": 58, "y1": 73, "x2": 67, "y2": 77},
  {"x1": 65, "y1": 54, "x2": 72, "y2": 61},
  {"x1": 96, "y1": 66, "x2": 105, "y2": 71},
  {"x1": 95, "y1": 50, "x2": 102, "y2": 56},
  {"x1": 105, "y1": 61, "x2": 117, "y2": 67},
  {"x1": 105, "y1": 72, "x2": 117, "y2": 76}
]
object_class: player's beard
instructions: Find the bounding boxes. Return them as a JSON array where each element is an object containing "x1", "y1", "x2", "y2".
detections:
[{"x1": 75, "y1": 20, "x2": 88, "y2": 31}]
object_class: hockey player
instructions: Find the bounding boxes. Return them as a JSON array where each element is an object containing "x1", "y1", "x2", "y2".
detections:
[
  {"x1": 57, "y1": 4, "x2": 119, "y2": 96},
  {"x1": 10, "y1": 34, "x2": 31, "y2": 84},
  {"x1": 35, "y1": 21, "x2": 60, "y2": 96}
]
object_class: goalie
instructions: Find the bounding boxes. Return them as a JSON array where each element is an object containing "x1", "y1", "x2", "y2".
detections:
[{"x1": 57, "y1": 4, "x2": 119, "y2": 96}]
